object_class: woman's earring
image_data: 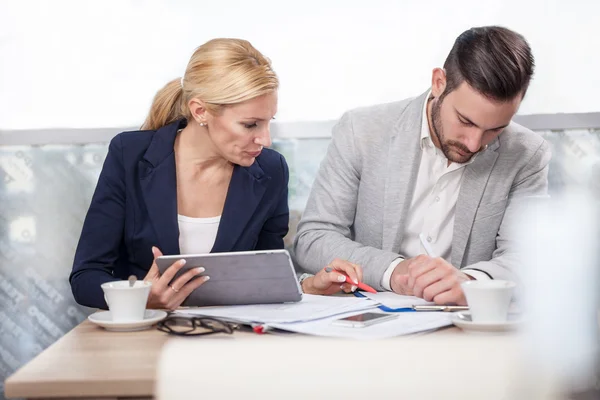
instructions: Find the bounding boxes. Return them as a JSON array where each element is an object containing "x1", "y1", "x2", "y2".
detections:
[{"x1": 198, "y1": 122, "x2": 206, "y2": 127}]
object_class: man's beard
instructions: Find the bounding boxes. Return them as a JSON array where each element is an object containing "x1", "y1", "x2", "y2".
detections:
[{"x1": 430, "y1": 98, "x2": 478, "y2": 164}]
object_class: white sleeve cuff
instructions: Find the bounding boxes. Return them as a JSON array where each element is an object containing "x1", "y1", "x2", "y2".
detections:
[
  {"x1": 382, "y1": 258, "x2": 404, "y2": 291},
  {"x1": 462, "y1": 269, "x2": 492, "y2": 280}
]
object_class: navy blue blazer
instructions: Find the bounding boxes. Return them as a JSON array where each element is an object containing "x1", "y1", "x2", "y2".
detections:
[{"x1": 70, "y1": 119, "x2": 289, "y2": 309}]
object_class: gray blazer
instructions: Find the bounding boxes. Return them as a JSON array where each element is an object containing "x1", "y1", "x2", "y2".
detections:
[{"x1": 293, "y1": 91, "x2": 551, "y2": 290}]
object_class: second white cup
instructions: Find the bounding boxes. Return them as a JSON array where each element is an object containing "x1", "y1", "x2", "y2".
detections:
[{"x1": 461, "y1": 280, "x2": 516, "y2": 323}]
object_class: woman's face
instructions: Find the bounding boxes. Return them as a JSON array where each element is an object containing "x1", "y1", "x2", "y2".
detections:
[{"x1": 204, "y1": 92, "x2": 278, "y2": 167}]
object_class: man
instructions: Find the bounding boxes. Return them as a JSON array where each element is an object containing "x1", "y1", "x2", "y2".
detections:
[{"x1": 293, "y1": 26, "x2": 551, "y2": 305}]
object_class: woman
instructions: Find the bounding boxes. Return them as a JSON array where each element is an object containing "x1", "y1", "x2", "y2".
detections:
[{"x1": 70, "y1": 38, "x2": 362, "y2": 310}]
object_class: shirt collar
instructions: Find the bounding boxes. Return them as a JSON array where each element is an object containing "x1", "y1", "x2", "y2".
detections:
[{"x1": 420, "y1": 91, "x2": 434, "y2": 150}]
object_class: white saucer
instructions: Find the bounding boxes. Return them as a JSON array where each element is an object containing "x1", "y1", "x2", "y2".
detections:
[
  {"x1": 88, "y1": 310, "x2": 168, "y2": 332},
  {"x1": 451, "y1": 311, "x2": 522, "y2": 332}
]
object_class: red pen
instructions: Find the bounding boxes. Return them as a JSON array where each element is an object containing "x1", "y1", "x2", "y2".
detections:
[
  {"x1": 251, "y1": 324, "x2": 270, "y2": 334},
  {"x1": 324, "y1": 267, "x2": 377, "y2": 294}
]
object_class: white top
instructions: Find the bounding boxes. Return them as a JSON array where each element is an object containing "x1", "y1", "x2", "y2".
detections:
[
  {"x1": 177, "y1": 214, "x2": 221, "y2": 254},
  {"x1": 381, "y1": 93, "x2": 489, "y2": 290}
]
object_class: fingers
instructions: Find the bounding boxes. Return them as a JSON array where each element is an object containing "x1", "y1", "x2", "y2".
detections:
[
  {"x1": 152, "y1": 246, "x2": 163, "y2": 259},
  {"x1": 391, "y1": 273, "x2": 413, "y2": 295},
  {"x1": 144, "y1": 246, "x2": 164, "y2": 281},
  {"x1": 329, "y1": 258, "x2": 362, "y2": 285},
  {"x1": 143, "y1": 247, "x2": 212, "y2": 310},
  {"x1": 315, "y1": 268, "x2": 347, "y2": 289},
  {"x1": 309, "y1": 263, "x2": 360, "y2": 295},
  {"x1": 430, "y1": 272, "x2": 469, "y2": 305},
  {"x1": 316, "y1": 259, "x2": 363, "y2": 294},
  {"x1": 412, "y1": 267, "x2": 446, "y2": 299},
  {"x1": 406, "y1": 257, "x2": 464, "y2": 300},
  {"x1": 148, "y1": 272, "x2": 210, "y2": 310},
  {"x1": 421, "y1": 276, "x2": 455, "y2": 302},
  {"x1": 407, "y1": 255, "x2": 437, "y2": 288},
  {"x1": 340, "y1": 283, "x2": 352, "y2": 293},
  {"x1": 169, "y1": 275, "x2": 211, "y2": 310},
  {"x1": 158, "y1": 258, "x2": 188, "y2": 289},
  {"x1": 170, "y1": 267, "x2": 206, "y2": 293},
  {"x1": 432, "y1": 286, "x2": 467, "y2": 306},
  {"x1": 340, "y1": 283, "x2": 358, "y2": 293}
]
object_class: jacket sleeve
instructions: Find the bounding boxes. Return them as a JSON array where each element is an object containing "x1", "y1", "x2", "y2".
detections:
[
  {"x1": 69, "y1": 135, "x2": 126, "y2": 309},
  {"x1": 464, "y1": 140, "x2": 552, "y2": 281},
  {"x1": 292, "y1": 112, "x2": 400, "y2": 289}
]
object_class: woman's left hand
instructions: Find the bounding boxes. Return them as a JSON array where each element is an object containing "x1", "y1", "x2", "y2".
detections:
[{"x1": 301, "y1": 259, "x2": 364, "y2": 295}]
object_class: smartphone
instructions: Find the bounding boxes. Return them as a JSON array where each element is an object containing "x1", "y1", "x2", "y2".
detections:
[{"x1": 332, "y1": 312, "x2": 398, "y2": 328}]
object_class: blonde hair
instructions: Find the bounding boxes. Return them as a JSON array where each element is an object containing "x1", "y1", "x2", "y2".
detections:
[{"x1": 141, "y1": 38, "x2": 279, "y2": 130}]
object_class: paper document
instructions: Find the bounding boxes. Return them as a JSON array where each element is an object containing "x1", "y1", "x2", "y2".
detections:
[
  {"x1": 269, "y1": 310, "x2": 452, "y2": 340},
  {"x1": 176, "y1": 294, "x2": 377, "y2": 324},
  {"x1": 361, "y1": 292, "x2": 434, "y2": 308}
]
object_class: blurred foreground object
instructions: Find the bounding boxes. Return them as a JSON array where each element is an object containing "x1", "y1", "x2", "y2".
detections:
[{"x1": 516, "y1": 189, "x2": 600, "y2": 399}]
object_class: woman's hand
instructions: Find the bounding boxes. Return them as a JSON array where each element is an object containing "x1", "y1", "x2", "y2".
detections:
[
  {"x1": 143, "y1": 246, "x2": 210, "y2": 310},
  {"x1": 301, "y1": 259, "x2": 364, "y2": 296}
]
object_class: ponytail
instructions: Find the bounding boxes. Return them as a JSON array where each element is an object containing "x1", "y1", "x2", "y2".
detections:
[
  {"x1": 141, "y1": 38, "x2": 279, "y2": 131},
  {"x1": 141, "y1": 78, "x2": 184, "y2": 130}
]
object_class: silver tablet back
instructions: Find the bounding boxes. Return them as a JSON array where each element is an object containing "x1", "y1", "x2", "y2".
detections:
[{"x1": 155, "y1": 250, "x2": 302, "y2": 307}]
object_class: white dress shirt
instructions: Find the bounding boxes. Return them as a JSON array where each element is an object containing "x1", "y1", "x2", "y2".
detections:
[
  {"x1": 381, "y1": 93, "x2": 490, "y2": 290},
  {"x1": 178, "y1": 214, "x2": 221, "y2": 254}
]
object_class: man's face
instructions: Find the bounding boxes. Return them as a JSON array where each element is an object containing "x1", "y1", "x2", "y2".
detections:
[{"x1": 430, "y1": 81, "x2": 521, "y2": 164}]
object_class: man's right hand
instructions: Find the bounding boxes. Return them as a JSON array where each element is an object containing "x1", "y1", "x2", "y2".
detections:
[
  {"x1": 143, "y1": 246, "x2": 209, "y2": 310},
  {"x1": 390, "y1": 255, "x2": 470, "y2": 305}
]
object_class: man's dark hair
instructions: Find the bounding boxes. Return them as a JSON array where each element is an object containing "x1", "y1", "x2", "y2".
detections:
[{"x1": 441, "y1": 26, "x2": 534, "y2": 102}]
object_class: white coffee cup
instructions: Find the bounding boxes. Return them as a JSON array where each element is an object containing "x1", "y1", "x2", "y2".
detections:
[
  {"x1": 460, "y1": 280, "x2": 516, "y2": 323},
  {"x1": 101, "y1": 280, "x2": 152, "y2": 322}
]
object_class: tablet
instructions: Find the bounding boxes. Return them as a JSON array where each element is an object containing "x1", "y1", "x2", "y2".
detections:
[{"x1": 155, "y1": 249, "x2": 302, "y2": 307}]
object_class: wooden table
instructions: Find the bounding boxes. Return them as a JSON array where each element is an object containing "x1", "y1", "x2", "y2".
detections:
[
  {"x1": 5, "y1": 319, "x2": 467, "y2": 399},
  {"x1": 5, "y1": 320, "x2": 173, "y2": 399},
  {"x1": 8, "y1": 311, "x2": 597, "y2": 399}
]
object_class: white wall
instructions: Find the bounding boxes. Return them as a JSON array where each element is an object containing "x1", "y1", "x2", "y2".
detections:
[{"x1": 1, "y1": 0, "x2": 599, "y2": 130}]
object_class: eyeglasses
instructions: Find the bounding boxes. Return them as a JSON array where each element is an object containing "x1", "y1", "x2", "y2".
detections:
[{"x1": 157, "y1": 315, "x2": 239, "y2": 336}]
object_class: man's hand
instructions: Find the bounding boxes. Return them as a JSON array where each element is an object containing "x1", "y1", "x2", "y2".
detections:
[
  {"x1": 390, "y1": 255, "x2": 472, "y2": 305},
  {"x1": 390, "y1": 258, "x2": 416, "y2": 295}
]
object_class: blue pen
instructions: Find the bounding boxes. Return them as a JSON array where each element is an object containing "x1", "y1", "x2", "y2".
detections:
[
  {"x1": 353, "y1": 235, "x2": 470, "y2": 312},
  {"x1": 353, "y1": 292, "x2": 468, "y2": 312},
  {"x1": 353, "y1": 292, "x2": 415, "y2": 312}
]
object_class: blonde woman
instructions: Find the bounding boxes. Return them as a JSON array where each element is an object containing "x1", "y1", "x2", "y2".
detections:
[{"x1": 70, "y1": 39, "x2": 362, "y2": 310}]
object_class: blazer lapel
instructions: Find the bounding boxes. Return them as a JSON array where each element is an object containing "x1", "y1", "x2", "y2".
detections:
[
  {"x1": 211, "y1": 162, "x2": 269, "y2": 252},
  {"x1": 383, "y1": 91, "x2": 429, "y2": 252},
  {"x1": 139, "y1": 120, "x2": 184, "y2": 255},
  {"x1": 451, "y1": 139, "x2": 500, "y2": 266}
]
